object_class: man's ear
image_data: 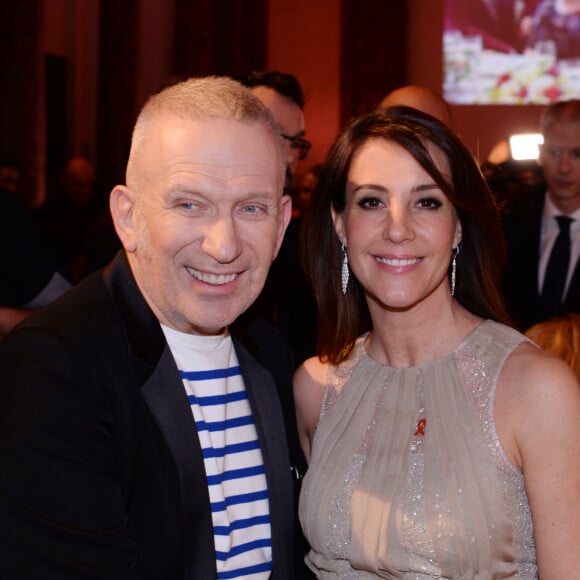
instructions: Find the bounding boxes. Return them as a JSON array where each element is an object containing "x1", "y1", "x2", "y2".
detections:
[
  {"x1": 110, "y1": 185, "x2": 138, "y2": 253},
  {"x1": 273, "y1": 194, "x2": 293, "y2": 258}
]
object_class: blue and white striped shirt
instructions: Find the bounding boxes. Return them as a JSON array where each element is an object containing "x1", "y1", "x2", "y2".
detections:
[{"x1": 162, "y1": 326, "x2": 272, "y2": 579}]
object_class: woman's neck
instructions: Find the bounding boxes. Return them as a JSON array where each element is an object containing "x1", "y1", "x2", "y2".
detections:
[{"x1": 365, "y1": 300, "x2": 480, "y2": 368}]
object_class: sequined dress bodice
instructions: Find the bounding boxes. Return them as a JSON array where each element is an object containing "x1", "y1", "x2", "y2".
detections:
[{"x1": 299, "y1": 321, "x2": 537, "y2": 579}]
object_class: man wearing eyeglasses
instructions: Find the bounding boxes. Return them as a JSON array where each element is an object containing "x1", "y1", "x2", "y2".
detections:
[
  {"x1": 240, "y1": 71, "x2": 312, "y2": 193},
  {"x1": 239, "y1": 70, "x2": 316, "y2": 579}
]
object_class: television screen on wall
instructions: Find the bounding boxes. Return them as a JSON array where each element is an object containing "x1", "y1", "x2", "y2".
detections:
[{"x1": 443, "y1": 0, "x2": 580, "y2": 104}]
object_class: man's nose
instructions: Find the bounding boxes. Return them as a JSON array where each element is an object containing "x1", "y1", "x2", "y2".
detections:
[
  {"x1": 201, "y1": 216, "x2": 242, "y2": 263},
  {"x1": 558, "y1": 152, "x2": 572, "y2": 173}
]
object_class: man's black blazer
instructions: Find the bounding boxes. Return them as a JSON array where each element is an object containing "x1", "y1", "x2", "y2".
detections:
[
  {"x1": 501, "y1": 193, "x2": 580, "y2": 331},
  {"x1": 0, "y1": 252, "x2": 294, "y2": 579}
]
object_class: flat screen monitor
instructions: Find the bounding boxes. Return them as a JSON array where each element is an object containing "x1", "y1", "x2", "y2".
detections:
[{"x1": 443, "y1": 0, "x2": 580, "y2": 104}]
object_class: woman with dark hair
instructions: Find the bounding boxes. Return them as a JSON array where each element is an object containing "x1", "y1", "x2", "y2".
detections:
[{"x1": 295, "y1": 106, "x2": 580, "y2": 578}]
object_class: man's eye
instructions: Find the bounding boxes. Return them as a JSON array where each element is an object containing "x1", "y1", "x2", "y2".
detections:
[{"x1": 240, "y1": 204, "x2": 268, "y2": 216}]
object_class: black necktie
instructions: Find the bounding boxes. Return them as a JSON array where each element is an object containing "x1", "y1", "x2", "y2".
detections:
[{"x1": 541, "y1": 216, "x2": 573, "y2": 313}]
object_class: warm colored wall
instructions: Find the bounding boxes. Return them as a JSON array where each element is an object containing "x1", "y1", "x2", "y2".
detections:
[
  {"x1": 136, "y1": 1, "x2": 174, "y2": 110},
  {"x1": 407, "y1": 0, "x2": 545, "y2": 160},
  {"x1": 14, "y1": 0, "x2": 552, "y2": 206},
  {"x1": 266, "y1": 0, "x2": 342, "y2": 172},
  {"x1": 1, "y1": 0, "x2": 44, "y2": 207},
  {"x1": 44, "y1": 0, "x2": 100, "y2": 162}
]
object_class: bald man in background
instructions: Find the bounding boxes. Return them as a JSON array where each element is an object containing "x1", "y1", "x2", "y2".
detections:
[{"x1": 378, "y1": 84, "x2": 454, "y2": 127}]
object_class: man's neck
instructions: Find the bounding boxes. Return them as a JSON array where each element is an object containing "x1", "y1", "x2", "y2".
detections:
[{"x1": 547, "y1": 191, "x2": 580, "y2": 216}]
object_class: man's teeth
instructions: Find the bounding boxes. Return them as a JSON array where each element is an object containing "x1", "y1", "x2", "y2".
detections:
[
  {"x1": 376, "y1": 257, "x2": 420, "y2": 267},
  {"x1": 187, "y1": 268, "x2": 237, "y2": 285}
]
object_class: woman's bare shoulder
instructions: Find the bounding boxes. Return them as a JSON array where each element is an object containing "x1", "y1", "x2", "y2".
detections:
[
  {"x1": 502, "y1": 341, "x2": 579, "y2": 399},
  {"x1": 293, "y1": 356, "x2": 332, "y2": 460},
  {"x1": 295, "y1": 356, "x2": 331, "y2": 389},
  {"x1": 496, "y1": 341, "x2": 580, "y2": 469},
  {"x1": 497, "y1": 342, "x2": 580, "y2": 577},
  {"x1": 294, "y1": 356, "x2": 331, "y2": 414}
]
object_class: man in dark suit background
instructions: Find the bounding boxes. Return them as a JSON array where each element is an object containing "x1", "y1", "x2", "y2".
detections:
[
  {"x1": 0, "y1": 76, "x2": 296, "y2": 579},
  {"x1": 502, "y1": 99, "x2": 580, "y2": 331}
]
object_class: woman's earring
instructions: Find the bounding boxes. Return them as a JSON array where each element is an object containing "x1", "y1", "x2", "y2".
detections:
[
  {"x1": 341, "y1": 244, "x2": 349, "y2": 295},
  {"x1": 451, "y1": 245, "x2": 460, "y2": 297}
]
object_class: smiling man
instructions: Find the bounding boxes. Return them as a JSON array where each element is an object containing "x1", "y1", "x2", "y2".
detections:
[{"x1": 0, "y1": 77, "x2": 295, "y2": 579}]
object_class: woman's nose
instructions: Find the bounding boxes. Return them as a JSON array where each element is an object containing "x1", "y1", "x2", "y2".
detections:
[{"x1": 382, "y1": 204, "x2": 412, "y2": 242}]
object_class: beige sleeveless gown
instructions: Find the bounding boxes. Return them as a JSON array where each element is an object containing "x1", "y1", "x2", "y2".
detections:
[{"x1": 299, "y1": 320, "x2": 537, "y2": 579}]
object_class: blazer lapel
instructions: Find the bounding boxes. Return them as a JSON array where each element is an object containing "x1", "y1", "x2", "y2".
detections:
[
  {"x1": 141, "y1": 347, "x2": 216, "y2": 580},
  {"x1": 233, "y1": 336, "x2": 294, "y2": 578}
]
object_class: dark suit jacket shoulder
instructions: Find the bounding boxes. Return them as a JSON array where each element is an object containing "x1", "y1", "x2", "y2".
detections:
[
  {"x1": 501, "y1": 192, "x2": 580, "y2": 330},
  {"x1": 0, "y1": 252, "x2": 294, "y2": 579}
]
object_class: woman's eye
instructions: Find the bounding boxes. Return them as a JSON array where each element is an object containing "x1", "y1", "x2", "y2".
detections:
[
  {"x1": 357, "y1": 196, "x2": 382, "y2": 209},
  {"x1": 417, "y1": 197, "x2": 443, "y2": 209}
]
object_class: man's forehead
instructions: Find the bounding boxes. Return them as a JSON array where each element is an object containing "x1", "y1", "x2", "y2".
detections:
[
  {"x1": 130, "y1": 113, "x2": 283, "y2": 187},
  {"x1": 544, "y1": 119, "x2": 580, "y2": 139},
  {"x1": 148, "y1": 113, "x2": 279, "y2": 152}
]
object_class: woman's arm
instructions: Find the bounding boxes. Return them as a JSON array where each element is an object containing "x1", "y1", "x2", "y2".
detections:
[
  {"x1": 497, "y1": 343, "x2": 580, "y2": 578},
  {"x1": 293, "y1": 357, "x2": 328, "y2": 463}
]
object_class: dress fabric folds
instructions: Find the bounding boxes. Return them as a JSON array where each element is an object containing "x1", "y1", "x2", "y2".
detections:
[{"x1": 300, "y1": 321, "x2": 537, "y2": 579}]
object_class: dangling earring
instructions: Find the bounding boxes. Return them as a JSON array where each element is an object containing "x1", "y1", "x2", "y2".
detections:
[
  {"x1": 451, "y1": 245, "x2": 460, "y2": 297},
  {"x1": 341, "y1": 244, "x2": 349, "y2": 295}
]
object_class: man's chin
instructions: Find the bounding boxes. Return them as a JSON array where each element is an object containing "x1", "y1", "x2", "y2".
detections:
[
  {"x1": 188, "y1": 309, "x2": 245, "y2": 336},
  {"x1": 181, "y1": 318, "x2": 229, "y2": 336},
  {"x1": 182, "y1": 291, "x2": 262, "y2": 334}
]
